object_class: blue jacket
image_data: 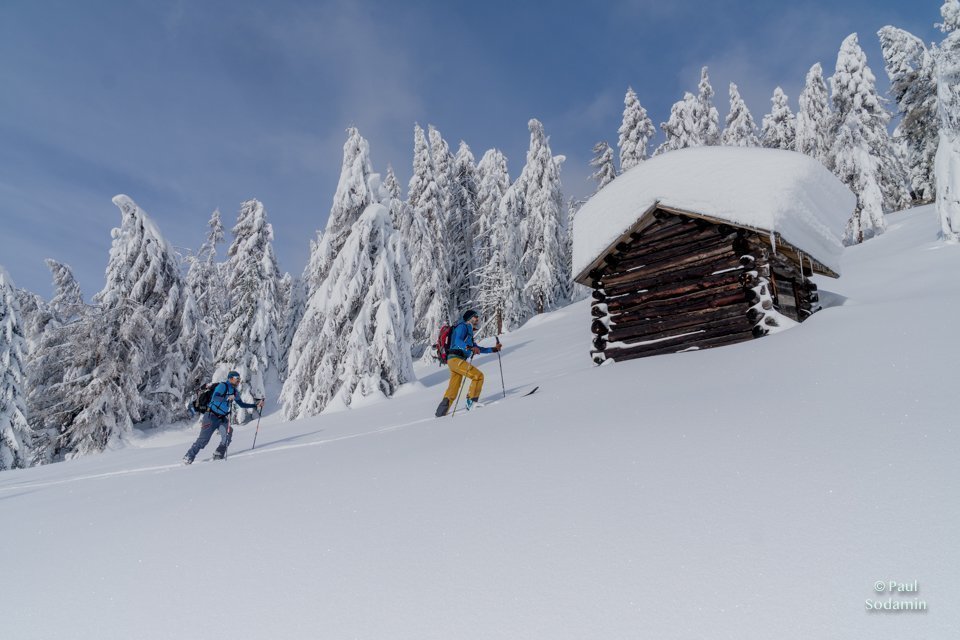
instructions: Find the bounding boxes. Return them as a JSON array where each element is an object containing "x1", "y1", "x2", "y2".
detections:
[
  {"x1": 448, "y1": 322, "x2": 493, "y2": 361},
  {"x1": 208, "y1": 382, "x2": 258, "y2": 417}
]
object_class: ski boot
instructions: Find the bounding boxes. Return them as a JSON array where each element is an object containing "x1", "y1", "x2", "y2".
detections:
[
  {"x1": 212, "y1": 446, "x2": 227, "y2": 461},
  {"x1": 465, "y1": 397, "x2": 483, "y2": 411},
  {"x1": 435, "y1": 397, "x2": 450, "y2": 417}
]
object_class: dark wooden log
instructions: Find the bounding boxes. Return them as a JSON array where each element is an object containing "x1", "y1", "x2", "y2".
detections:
[
  {"x1": 732, "y1": 235, "x2": 752, "y2": 256},
  {"x1": 601, "y1": 245, "x2": 737, "y2": 288},
  {"x1": 652, "y1": 210, "x2": 692, "y2": 225},
  {"x1": 608, "y1": 312, "x2": 752, "y2": 346},
  {"x1": 604, "y1": 326, "x2": 756, "y2": 361},
  {"x1": 600, "y1": 255, "x2": 743, "y2": 297},
  {"x1": 608, "y1": 332, "x2": 755, "y2": 361},
  {"x1": 604, "y1": 272, "x2": 745, "y2": 312},
  {"x1": 613, "y1": 232, "x2": 734, "y2": 272},
  {"x1": 602, "y1": 226, "x2": 723, "y2": 269},
  {"x1": 591, "y1": 319, "x2": 609, "y2": 336},
  {"x1": 593, "y1": 337, "x2": 607, "y2": 351},
  {"x1": 607, "y1": 303, "x2": 748, "y2": 342},
  {"x1": 631, "y1": 215, "x2": 704, "y2": 246},
  {"x1": 591, "y1": 289, "x2": 606, "y2": 302},
  {"x1": 610, "y1": 284, "x2": 751, "y2": 320},
  {"x1": 746, "y1": 307, "x2": 763, "y2": 323},
  {"x1": 752, "y1": 324, "x2": 768, "y2": 338}
]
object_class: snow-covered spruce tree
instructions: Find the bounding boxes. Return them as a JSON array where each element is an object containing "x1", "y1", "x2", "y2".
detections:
[
  {"x1": 216, "y1": 198, "x2": 282, "y2": 420},
  {"x1": 15, "y1": 288, "x2": 53, "y2": 352},
  {"x1": 476, "y1": 176, "x2": 527, "y2": 337},
  {"x1": 453, "y1": 141, "x2": 480, "y2": 311},
  {"x1": 278, "y1": 273, "x2": 304, "y2": 379},
  {"x1": 281, "y1": 177, "x2": 415, "y2": 418},
  {"x1": 721, "y1": 82, "x2": 760, "y2": 147},
  {"x1": 384, "y1": 165, "x2": 406, "y2": 231},
  {"x1": 519, "y1": 119, "x2": 568, "y2": 315},
  {"x1": 43, "y1": 195, "x2": 184, "y2": 456},
  {"x1": 429, "y1": 127, "x2": 472, "y2": 317},
  {"x1": 185, "y1": 209, "x2": 228, "y2": 353},
  {"x1": 46, "y1": 259, "x2": 84, "y2": 323},
  {"x1": 178, "y1": 289, "x2": 213, "y2": 397},
  {"x1": 100, "y1": 195, "x2": 199, "y2": 427},
  {"x1": 796, "y1": 63, "x2": 833, "y2": 164},
  {"x1": 590, "y1": 141, "x2": 617, "y2": 191},
  {"x1": 472, "y1": 149, "x2": 511, "y2": 336},
  {"x1": 618, "y1": 87, "x2": 655, "y2": 171},
  {"x1": 0, "y1": 267, "x2": 32, "y2": 471},
  {"x1": 656, "y1": 92, "x2": 700, "y2": 154},
  {"x1": 830, "y1": 34, "x2": 910, "y2": 243},
  {"x1": 941, "y1": 0, "x2": 960, "y2": 32},
  {"x1": 305, "y1": 128, "x2": 375, "y2": 300},
  {"x1": 934, "y1": 3, "x2": 960, "y2": 240},
  {"x1": 761, "y1": 87, "x2": 797, "y2": 150},
  {"x1": 405, "y1": 124, "x2": 451, "y2": 354},
  {"x1": 693, "y1": 66, "x2": 721, "y2": 146},
  {"x1": 380, "y1": 166, "x2": 418, "y2": 345},
  {"x1": 878, "y1": 25, "x2": 939, "y2": 204},
  {"x1": 23, "y1": 261, "x2": 88, "y2": 462}
]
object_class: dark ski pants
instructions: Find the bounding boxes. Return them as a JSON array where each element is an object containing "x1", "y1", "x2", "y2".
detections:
[{"x1": 185, "y1": 413, "x2": 232, "y2": 461}]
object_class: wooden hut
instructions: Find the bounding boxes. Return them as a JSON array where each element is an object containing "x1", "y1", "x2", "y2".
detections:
[{"x1": 572, "y1": 147, "x2": 855, "y2": 364}]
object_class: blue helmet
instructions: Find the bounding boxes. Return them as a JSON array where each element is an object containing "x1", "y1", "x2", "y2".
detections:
[{"x1": 227, "y1": 371, "x2": 240, "y2": 381}]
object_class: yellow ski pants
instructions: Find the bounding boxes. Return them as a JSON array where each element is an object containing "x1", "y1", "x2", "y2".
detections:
[{"x1": 443, "y1": 357, "x2": 485, "y2": 401}]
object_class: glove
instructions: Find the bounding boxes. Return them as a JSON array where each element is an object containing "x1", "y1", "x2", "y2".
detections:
[
  {"x1": 492, "y1": 343, "x2": 502, "y2": 352},
  {"x1": 471, "y1": 346, "x2": 482, "y2": 355},
  {"x1": 257, "y1": 399, "x2": 265, "y2": 410}
]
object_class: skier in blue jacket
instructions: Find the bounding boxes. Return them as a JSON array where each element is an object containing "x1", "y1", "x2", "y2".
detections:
[
  {"x1": 183, "y1": 371, "x2": 264, "y2": 464},
  {"x1": 435, "y1": 310, "x2": 502, "y2": 417}
]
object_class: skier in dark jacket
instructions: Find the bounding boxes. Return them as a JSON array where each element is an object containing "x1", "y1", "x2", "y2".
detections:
[
  {"x1": 183, "y1": 371, "x2": 264, "y2": 464},
  {"x1": 435, "y1": 310, "x2": 502, "y2": 417}
]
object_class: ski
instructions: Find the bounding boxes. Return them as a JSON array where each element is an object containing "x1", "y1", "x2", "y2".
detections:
[{"x1": 437, "y1": 385, "x2": 539, "y2": 417}]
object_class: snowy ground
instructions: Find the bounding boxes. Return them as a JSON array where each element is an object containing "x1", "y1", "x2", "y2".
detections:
[{"x1": 1, "y1": 205, "x2": 957, "y2": 639}]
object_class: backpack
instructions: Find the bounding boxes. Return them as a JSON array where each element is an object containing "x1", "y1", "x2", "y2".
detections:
[
  {"x1": 435, "y1": 324, "x2": 454, "y2": 365},
  {"x1": 191, "y1": 382, "x2": 218, "y2": 414}
]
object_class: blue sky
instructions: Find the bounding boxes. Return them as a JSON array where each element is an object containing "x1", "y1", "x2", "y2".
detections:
[{"x1": 0, "y1": 0, "x2": 941, "y2": 297}]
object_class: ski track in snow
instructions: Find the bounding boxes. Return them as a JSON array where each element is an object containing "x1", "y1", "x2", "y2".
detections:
[
  {"x1": 0, "y1": 384, "x2": 547, "y2": 494},
  {"x1": 0, "y1": 415, "x2": 438, "y2": 493}
]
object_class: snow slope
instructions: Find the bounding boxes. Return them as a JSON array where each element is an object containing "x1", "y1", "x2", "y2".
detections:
[{"x1": 1, "y1": 206, "x2": 957, "y2": 639}]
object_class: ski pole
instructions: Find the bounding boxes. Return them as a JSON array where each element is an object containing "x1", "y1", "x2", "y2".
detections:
[
  {"x1": 450, "y1": 354, "x2": 475, "y2": 418},
  {"x1": 250, "y1": 401, "x2": 264, "y2": 450},
  {"x1": 496, "y1": 336, "x2": 505, "y2": 399}
]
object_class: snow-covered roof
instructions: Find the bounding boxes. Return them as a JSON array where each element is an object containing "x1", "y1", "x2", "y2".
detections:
[{"x1": 573, "y1": 147, "x2": 856, "y2": 279}]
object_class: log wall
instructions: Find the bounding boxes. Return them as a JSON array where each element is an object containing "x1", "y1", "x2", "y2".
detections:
[{"x1": 589, "y1": 209, "x2": 818, "y2": 364}]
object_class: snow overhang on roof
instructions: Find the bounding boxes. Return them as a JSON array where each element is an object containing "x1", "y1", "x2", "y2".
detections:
[{"x1": 572, "y1": 147, "x2": 856, "y2": 282}]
